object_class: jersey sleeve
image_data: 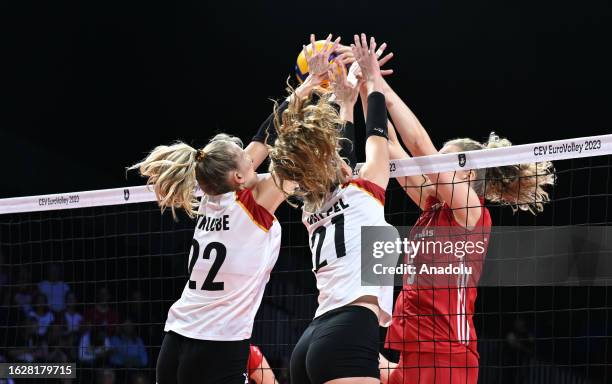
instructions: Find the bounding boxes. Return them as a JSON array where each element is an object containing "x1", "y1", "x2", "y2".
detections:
[
  {"x1": 236, "y1": 189, "x2": 275, "y2": 232},
  {"x1": 346, "y1": 178, "x2": 386, "y2": 205}
]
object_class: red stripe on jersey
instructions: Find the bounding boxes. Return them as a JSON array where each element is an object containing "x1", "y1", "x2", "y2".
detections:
[
  {"x1": 344, "y1": 178, "x2": 386, "y2": 205},
  {"x1": 235, "y1": 189, "x2": 274, "y2": 232}
]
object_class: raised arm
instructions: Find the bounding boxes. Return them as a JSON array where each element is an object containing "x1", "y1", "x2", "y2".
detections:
[
  {"x1": 382, "y1": 79, "x2": 437, "y2": 157},
  {"x1": 357, "y1": 61, "x2": 433, "y2": 209},
  {"x1": 383, "y1": 79, "x2": 482, "y2": 227},
  {"x1": 250, "y1": 34, "x2": 338, "y2": 213},
  {"x1": 247, "y1": 73, "x2": 326, "y2": 170},
  {"x1": 327, "y1": 56, "x2": 361, "y2": 169},
  {"x1": 351, "y1": 33, "x2": 390, "y2": 190},
  {"x1": 248, "y1": 33, "x2": 338, "y2": 169},
  {"x1": 387, "y1": 121, "x2": 434, "y2": 209}
]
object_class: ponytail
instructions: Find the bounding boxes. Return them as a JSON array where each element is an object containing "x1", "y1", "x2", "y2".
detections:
[
  {"x1": 128, "y1": 134, "x2": 244, "y2": 220},
  {"x1": 129, "y1": 142, "x2": 200, "y2": 219},
  {"x1": 269, "y1": 87, "x2": 345, "y2": 212}
]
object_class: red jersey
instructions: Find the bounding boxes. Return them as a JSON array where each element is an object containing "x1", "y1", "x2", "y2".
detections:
[{"x1": 386, "y1": 195, "x2": 491, "y2": 357}]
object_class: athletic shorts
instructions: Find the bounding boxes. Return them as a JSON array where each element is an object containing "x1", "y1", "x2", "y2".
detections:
[
  {"x1": 156, "y1": 330, "x2": 250, "y2": 384},
  {"x1": 389, "y1": 350, "x2": 479, "y2": 384},
  {"x1": 290, "y1": 305, "x2": 380, "y2": 384}
]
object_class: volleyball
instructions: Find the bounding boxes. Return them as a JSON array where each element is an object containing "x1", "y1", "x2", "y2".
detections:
[{"x1": 295, "y1": 40, "x2": 340, "y2": 84}]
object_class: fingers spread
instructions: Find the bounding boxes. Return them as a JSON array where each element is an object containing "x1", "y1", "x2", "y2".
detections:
[
  {"x1": 360, "y1": 33, "x2": 368, "y2": 51},
  {"x1": 323, "y1": 33, "x2": 332, "y2": 52},
  {"x1": 329, "y1": 36, "x2": 341, "y2": 54},
  {"x1": 376, "y1": 42, "x2": 387, "y2": 57},
  {"x1": 378, "y1": 52, "x2": 394, "y2": 67}
]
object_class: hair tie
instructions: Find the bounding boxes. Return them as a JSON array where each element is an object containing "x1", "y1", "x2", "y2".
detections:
[{"x1": 195, "y1": 149, "x2": 206, "y2": 162}]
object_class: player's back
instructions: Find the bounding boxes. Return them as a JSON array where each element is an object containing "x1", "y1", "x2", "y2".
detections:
[
  {"x1": 302, "y1": 178, "x2": 393, "y2": 326},
  {"x1": 165, "y1": 188, "x2": 281, "y2": 341}
]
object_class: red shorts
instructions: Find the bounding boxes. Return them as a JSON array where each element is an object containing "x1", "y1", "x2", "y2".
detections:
[{"x1": 389, "y1": 351, "x2": 479, "y2": 384}]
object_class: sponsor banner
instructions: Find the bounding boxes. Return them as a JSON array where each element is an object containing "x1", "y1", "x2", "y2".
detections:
[
  {"x1": 361, "y1": 226, "x2": 612, "y2": 287},
  {"x1": 0, "y1": 176, "x2": 287, "y2": 215},
  {"x1": 354, "y1": 134, "x2": 612, "y2": 178},
  {"x1": 0, "y1": 185, "x2": 204, "y2": 215},
  {"x1": 0, "y1": 186, "x2": 154, "y2": 214}
]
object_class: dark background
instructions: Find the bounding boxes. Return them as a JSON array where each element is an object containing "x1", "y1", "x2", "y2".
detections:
[{"x1": 1, "y1": 0, "x2": 611, "y2": 198}]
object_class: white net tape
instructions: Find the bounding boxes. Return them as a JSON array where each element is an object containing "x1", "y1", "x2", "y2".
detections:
[{"x1": 1, "y1": 134, "x2": 611, "y2": 215}]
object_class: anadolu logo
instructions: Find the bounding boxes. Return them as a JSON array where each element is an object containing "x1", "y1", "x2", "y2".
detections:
[
  {"x1": 124, "y1": 189, "x2": 130, "y2": 201},
  {"x1": 457, "y1": 153, "x2": 466, "y2": 167}
]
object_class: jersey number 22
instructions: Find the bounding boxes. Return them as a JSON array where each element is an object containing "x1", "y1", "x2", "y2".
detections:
[{"x1": 187, "y1": 240, "x2": 225, "y2": 291}]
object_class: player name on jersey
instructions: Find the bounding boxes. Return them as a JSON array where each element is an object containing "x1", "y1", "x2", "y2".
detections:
[
  {"x1": 306, "y1": 198, "x2": 350, "y2": 225},
  {"x1": 196, "y1": 215, "x2": 230, "y2": 231}
]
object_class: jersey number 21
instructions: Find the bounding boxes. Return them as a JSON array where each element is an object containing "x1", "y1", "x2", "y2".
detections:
[{"x1": 310, "y1": 214, "x2": 346, "y2": 273}]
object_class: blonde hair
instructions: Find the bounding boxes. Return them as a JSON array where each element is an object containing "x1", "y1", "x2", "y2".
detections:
[
  {"x1": 128, "y1": 134, "x2": 243, "y2": 219},
  {"x1": 445, "y1": 132, "x2": 555, "y2": 214},
  {"x1": 268, "y1": 88, "x2": 345, "y2": 212}
]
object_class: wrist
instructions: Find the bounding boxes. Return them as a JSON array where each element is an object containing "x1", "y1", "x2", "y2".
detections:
[
  {"x1": 339, "y1": 106, "x2": 354, "y2": 123},
  {"x1": 366, "y1": 76, "x2": 385, "y2": 95},
  {"x1": 295, "y1": 73, "x2": 323, "y2": 98},
  {"x1": 381, "y1": 77, "x2": 391, "y2": 94},
  {"x1": 295, "y1": 82, "x2": 310, "y2": 99},
  {"x1": 306, "y1": 72, "x2": 326, "y2": 87}
]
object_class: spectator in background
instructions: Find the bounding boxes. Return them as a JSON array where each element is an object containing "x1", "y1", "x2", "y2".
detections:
[
  {"x1": 503, "y1": 317, "x2": 535, "y2": 384},
  {"x1": 95, "y1": 369, "x2": 115, "y2": 384},
  {"x1": 0, "y1": 354, "x2": 16, "y2": 384},
  {"x1": 38, "y1": 263, "x2": 70, "y2": 313},
  {"x1": 129, "y1": 372, "x2": 150, "y2": 384},
  {"x1": 109, "y1": 318, "x2": 147, "y2": 368},
  {"x1": 28, "y1": 293, "x2": 54, "y2": 336},
  {"x1": 8, "y1": 318, "x2": 48, "y2": 362},
  {"x1": 0, "y1": 290, "x2": 22, "y2": 344},
  {"x1": 78, "y1": 326, "x2": 112, "y2": 366},
  {"x1": 125, "y1": 289, "x2": 146, "y2": 325},
  {"x1": 45, "y1": 323, "x2": 70, "y2": 363},
  {"x1": 13, "y1": 266, "x2": 37, "y2": 316},
  {"x1": 50, "y1": 313, "x2": 78, "y2": 362},
  {"x1": 124, "y1": 289, "x2": 154, "y2": 346},
  {"x1": 63, "y1": 292, "x2": 83, "y2": 335},
  {"x1": 84, "y1": 286, "x2": 120, "y2": 335}
]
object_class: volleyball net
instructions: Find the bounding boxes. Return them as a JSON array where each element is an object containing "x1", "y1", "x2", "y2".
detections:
[{"x1": 0, "y1": 134, "x2": 611, "y2": 383}]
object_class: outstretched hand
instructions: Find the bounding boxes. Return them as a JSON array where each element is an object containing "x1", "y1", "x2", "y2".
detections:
[
  {"x1": 350, "y1": 33, "x2": 385, "y2": 93},
  {"x1": 303, "y1": 33, "x2": 341, "y2": 77},
  {"x1": 340, "y1": 42, "x2": 393, "y2": 86},
  {"x1": 329, "y1": 59, "x2": 360, "y2": 107}
]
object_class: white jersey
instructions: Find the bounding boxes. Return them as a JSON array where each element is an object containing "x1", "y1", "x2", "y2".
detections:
[
  {"x1": 164, "y1": 188, "x2": 281, "y2": 341},
  {"x1": 302, "y1": 178, "x2": 393, "y2": 326}
]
